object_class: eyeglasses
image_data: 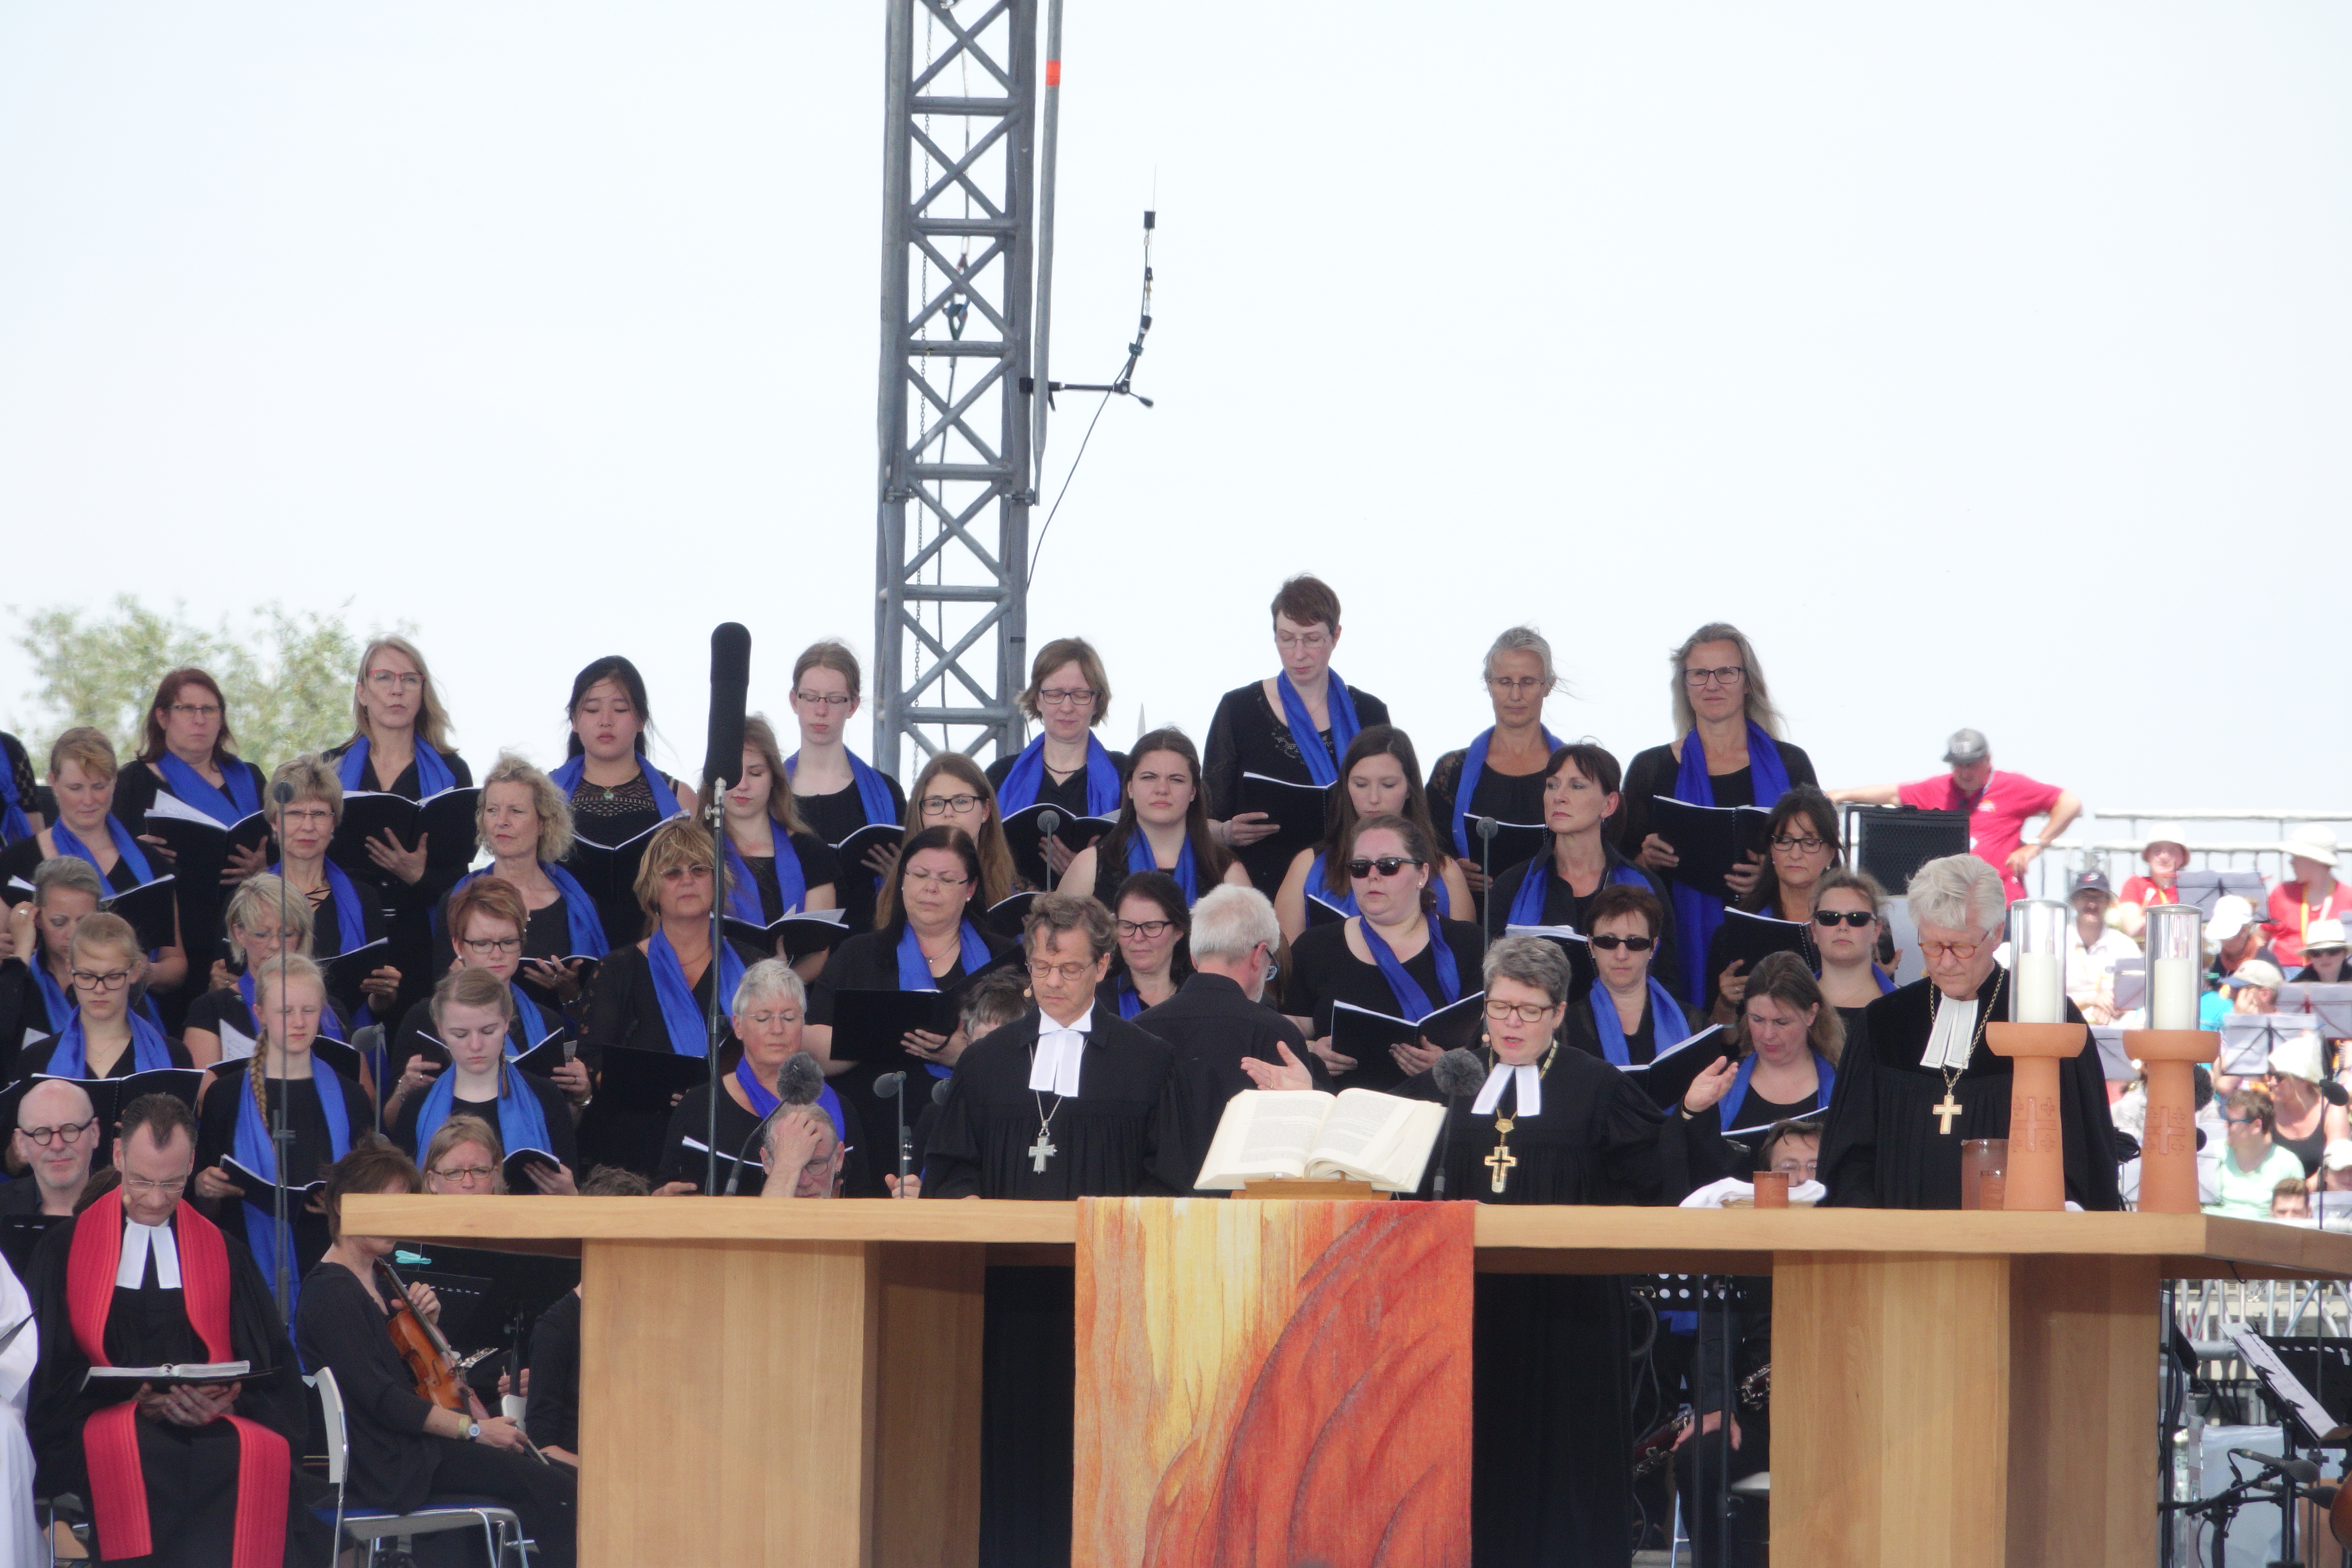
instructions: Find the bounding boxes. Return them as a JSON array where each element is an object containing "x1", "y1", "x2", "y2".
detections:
[
  {"x1": 1814, "y1": 910, "x2": 1876, "y2": 928},
  {"x1": 1684, "y1": 665, "x2": 1746, "y2": 688},
  {"x1": 119, "y1": 1174, "x2": 190, "y2": 1197},
  {"x1": 1485, "y1": 676, "x2": 1547, "y2": 695},
  {"x1": 1036, "y1": 687, "x2": 1098, "y2": 708},
  {"x1": 920, "y1": 793, "x2": 983, "y2": 817},
  {"x1": 904, "y1": 869, "x2": 970, "y2": 889},
  {"x1": 1345, "y1": 856, "x2": 1423, "y2": 879},
  {"x1": 431, "y1": 1165, "x2": 495, "y2": 1185},
  {"x1": 1589, "y1": 934, "x2": 1655, "y2": 952},
  {"x1": 277, "y1": 805, "x2": 334, "y2": 828},
  {"x1": 1116, "y1": 919, "x2": 1174, "y2": 939},
  {"x1": 739, "y1": 1010, "x2": 802, "y2": 1028},
  {"x1": 2223, "y1": 1115, "x2": 2264, "y2": 1129},
  {"x1": 1027, "y1": 959, "x2": 1096, "y2": 982},
  {"x1": 1772, "y1": 835, "x2": 1828, "y2": 853},
  {"x1": 166, "y1": 703, "x2": 223, "y2": 719},
  {"x1": 18, "y1": 1117, "x2": 97, "y2": 1147},
  {"x1": 1484, "y1": 999, "x2": 1556, "y2": 1024},
  {"x1": 462, "y1": 936, "x2": 524, "y2": 956},
  {"x1": 1920, "y1": 935, "x2": 1994, "y2": 962},
  {"x1": 660, "y1": 863, "x2": 714, "y2": 880},
  {"x1": 365, "y1": 670, "x2": 423, "y2": 691},
  {"x1": 2310, "y1": 948, "x2": 2350, "y2": 959},
  {"x1": 71, "y1": 968, "x2": 132, "y2": 991},
  {"x1": 793, "y1": 689, "x2": 854, "y2": 708},
  {"x1": 1770, "y1": 1158, "x2": 1819, "y2": 1179},
  {"x1": 1274, "y1": 631, "x2": 1332, "y2": 652}
]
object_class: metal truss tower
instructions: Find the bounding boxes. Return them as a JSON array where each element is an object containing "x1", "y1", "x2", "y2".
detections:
[{"x1": 872, "y1": 0, "x2": 1038, "y2": 778}]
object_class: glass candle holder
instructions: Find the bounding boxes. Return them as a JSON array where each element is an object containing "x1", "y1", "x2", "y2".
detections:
[
  {"x1": 2007, "y1": 899, "x2": 2070, "y2": 1024},
  {"x1": 2145, "y1": 902, "x2": 2205, "y2": 1032}
]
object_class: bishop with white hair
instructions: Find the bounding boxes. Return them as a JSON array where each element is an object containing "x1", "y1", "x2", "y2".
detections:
[{"x1": 1818, "y1": 854, "x2": 2121, "y2": 1209}]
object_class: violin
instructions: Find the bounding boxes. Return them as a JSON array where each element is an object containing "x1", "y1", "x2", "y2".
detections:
[{"x1": 375, "y1": 1254, "x2": 466, "y2": 1414}]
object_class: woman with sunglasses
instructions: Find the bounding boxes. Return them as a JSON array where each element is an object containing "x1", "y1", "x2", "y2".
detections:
[
  {"x1": 1704, "y1": 787, "x2": 1840, "y2": 1027},
  {"x1": 1811, "y1": 868, "x2": 1896, "y2": 1026},
  {"x1": 1564, "y1": 884, "x2": 1690, "y2": 1068},
  {"x1": 1485, "y1": 743, "x2": 1680, "y2": 989},
  {"x1": 1063, "y1": 729, "x2": 1248, "y2": 913},
  {"x1": 1097, "y1": 872, "x2": 1195, "y2": 1020},
  {"x1": 1275, "y1": 726, "x2": 1471, "y2": 942},
  {"x1": 784, "y1": 640, "x2": 908, "y2": 934},
  {"x1": 1281, "y1": 814, "x2": 1485, "y2": 1092},
  {"x1": 0, "y1": 857, "x2": 112, "y2": 1074}
]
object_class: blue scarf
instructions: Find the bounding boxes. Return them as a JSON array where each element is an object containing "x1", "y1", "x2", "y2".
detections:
[
  {"x1": 1589, "y1": 979, "x2": 1690, "y2": 1069},
  {"x1": 1115, "y1": 977, "x2": 1145, "y2": 1020},
  {"x1": 1668, "y1": 723, "x2": 1792, "y2": 1011},
  {"x1": 505, "y1": 981, "x2": 550, "y2": 1049},
  {"x1": 786, "y1": 748, "x2": 897, "y2": 831},
  {"x1": 1275, "y1": 672, "x2": 1361, "y2": 788},
  {"x1": 1360, "y1": 914, "x2": 1461, "y2": 1022},
  {"x1": 31, "y1": 963, "x2": 72, "y2": 1032},
  {"x1": 724, "y1": 826, "x2": 807, "y2": 925},
  {"x1": 996, "y1": 733, "x2": 1121, "y2": 816},
  {"x1": 1450, "y1": 725, "x2": 1559, "y2": 858},
  {"x1": 895, "y1": 920, "x2": 990, "y2": 992},
  {"x1": 736, "y1": 1056, "x2": 845, "y2": 1143},
  {"x1": 1507, "y1": 850, "x2": 1650, "y2": 929},
  {"x1": 234, "y1": 1059, "x2": 350, "y2": 1319},
  {"x1": 337, "y1": 735, "x2": 455, "y2": 798},
  {"x1": 413, "y1": 1060, "x2": 552, "y2": 1163},
  {"x1": 48, "y1": 1008, "x2": 174, "y2": 1077},
  {"x1": 271, "y1": 860, "x2": 368, "y2": 960},
  {"x1": 237, "y1": 971, "x2": 347, "y2": 1042},
  {"x1": 52, "y1": 818, "x2": 155, "y2": 885},
  {"x1": 1124, "y1": 827, "x2": 1200, "y2": 904},
  {"x1": 0, "y1": 755, "x2": 27, "y2": 844},
  {"x1": 645, "y1": 928, "x2": 745, "y2": 1059},
  {"x1": 157, "y1": 754, "x2": 259, "y2": 824},
  {"x1": 1718, "y1": 1050, "x2": 1835, "y2": 1131},
  {"x1": 1871, "y1": 963, "x2": 1896, "y2": 995},
  {"x1": 551, "y1": 751, "x2": 682, "y2": 821},
  {"x1": 1311, "y1": 853, "x2": 1452, "y2": 920}
]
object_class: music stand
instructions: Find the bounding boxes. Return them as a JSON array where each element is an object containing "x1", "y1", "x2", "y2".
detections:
[
  {"x1": 2217, "y1": 1014, "x2": 2317, "y2": 1076},
  {"x1": 2175, "y1": 869, "x2": 2270, "y2": 918},
  {"x1": 2277, "y1": 983, "x2": 2352, "y2": 1039}
]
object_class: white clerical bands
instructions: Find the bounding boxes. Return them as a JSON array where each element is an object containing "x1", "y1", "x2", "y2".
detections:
[
  {"x1": 117, "y1": 1218, "x2": 182, "y2": 1290},
  {"x1": 1029, "y1": 1028, "x2": 1087, "y2": 1097},
  {"x1": 1471, "y1": 1062, "x2": 1542, "y2": 1118}
]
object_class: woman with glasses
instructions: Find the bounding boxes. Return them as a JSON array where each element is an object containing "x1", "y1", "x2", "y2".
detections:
[
  {"x1": 449, "y1": 752, "x2": 609, "y2": 1005},
  {"x1": 422, "y1": 1115, "x2": 506, "y2": 1194},
  {"x1": 784, "y1": 640, "x2": 908, "y2": 934},
  {"x1": 1486, "y1": 743, "x2": 1681, "y2": 982},
  {"x1": 885, "y1": 754, "x2": 1020, "y2": 924},
  {"x1": 717, "y1": 718, "x2": 840, "y2": 971},
  {"x1": 1616, "y1": 624, "x2": 1817, "y2": 1013},
  {"x1": 550, "y1": 655, "x2": 694, "y2": 946},
  {"x1": 265, "y1": 755, "x2": 400, "y2": 1020},
  {"x1": 0, "y1": 857, "x2": 110, "y2": 1075},
  {"x1": 1097, "y1": 872, "x2": 1195, "y2": 1020},
  {"x1": 986, "y1": 638, "x2": 1127, "y2": 882},
  {"x1": 389, "y1": 967, "x2": 577, "y2": 1191},
  {"x1": 1707, "y1": 952, "x2": 1842, "y2": 1142},
  {"x1": 1062, "y1": 729, "x2": 1248, "y2": 912},
  {"x1": 1275, "y1": 726, "x2": 1472, "y2": 942},
  {"x1": 1703, "y1": 786, "x2": 1840, "y2": 1026},
  {"x1": 1203, "y1": 575, "x2": 1393, "y2": 894},
  {"x1": 1426, "y1": 628, "x2": 1564, "y2": 909},
  {"x1": 388, "y1": 877, "x2": 588, "y2": 1124},
  {"x1": 14, "y1": 912, "x2": 191, "y2": 1081},
  {"x1": 1564, "y1": 884, "x2": 1689, "y2": 1069},
  {"x1": 1281, "y1": 814, "x2": 1485, "y2": 1092}
]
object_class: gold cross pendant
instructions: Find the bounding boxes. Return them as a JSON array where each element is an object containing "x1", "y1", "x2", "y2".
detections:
[
  {"x1": 1485, "y1": 1142, "x2": 1516, "y2": 1194},
  {"x1": 1932, "y1": 1091, "x2": 1964, "y2": 1136}
]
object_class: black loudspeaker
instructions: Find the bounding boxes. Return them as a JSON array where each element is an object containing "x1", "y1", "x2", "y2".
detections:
[{"x1": 1849, "y1": 806, "x2": 1972, "y2": 896}]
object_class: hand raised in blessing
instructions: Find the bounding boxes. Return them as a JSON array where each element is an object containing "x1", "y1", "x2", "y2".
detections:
[
  {"x1": 1680, "y1": 1057, "x2": 1740, "y2": 1116},
  {"x1": 1240, "y1": 1041, "x2": 1315, "y2": 1093}
]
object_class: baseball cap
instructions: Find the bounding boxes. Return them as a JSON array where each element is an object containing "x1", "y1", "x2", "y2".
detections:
[
  {"x1": 2069, "y1": 870, "x2": 2114, "y2": 900},
  {"x1": 1942, "y1": 728, "x2": 1990, "y2": 765},
  {"x1": 2208, "y1": 895, "x2": 2257, "y2": 943},
  {"x1": 2229, "y1": 959, "x2": 2285, "y2": 991}
]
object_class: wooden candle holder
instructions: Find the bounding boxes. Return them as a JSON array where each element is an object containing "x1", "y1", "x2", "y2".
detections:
[
  {"x1": 2119, "y1": 1029, "x2": 2217, "y2": 1214},
  {"x1": 1984, "y1": 1022, "x2": 2088, "y2": 1212}
]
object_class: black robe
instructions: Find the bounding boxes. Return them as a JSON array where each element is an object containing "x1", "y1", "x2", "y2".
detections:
[
  {"x1": 1201, "y1": 680, "x2": 1390, "y2": 894},
  {"x1": 1819, "y1": 969, "x2": 2122, "y2": 1210},
  {"x1": 1131, "y1": 971, "x2": 1328, "y2": 1194},
  {"x1": 319, "y1": 742, "x2": 475, "y2": 1023},
  {"x1": 1485, "y1": 847, "x2": 1682, "y2": 995},
  {"x1": 25, "y1": 1207, "x2": 318, "y2": 1566},
  {"x1": 1403, "y1": 1050, "x2": 1708, "y2": 1568},
  {"x1": 575, "y1": 938, "x2": 765, "y2": 1176},
  {"x1": 1279, "y1": 917, "x2": 1488, "y2": 1093}
]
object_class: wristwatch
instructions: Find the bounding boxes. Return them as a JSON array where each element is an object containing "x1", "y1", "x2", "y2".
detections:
[{"x1": 466, "y1": 1421, "x2": 482, "y2": 1442}]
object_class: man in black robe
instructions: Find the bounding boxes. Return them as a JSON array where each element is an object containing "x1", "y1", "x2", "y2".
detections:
[
  {"x1": 1821, "y1": 854, "x2": 2122, "y2": 1210},
  {"x1": 925, "y1": 891, "x2": 1187, "y2": 1568},
  {"x1": 1132, "y1": 884, "x2": 1330, "y2": 1192},
  {"x1": 28, "y1": 1093, "x2": 318, "y2": 1568}
]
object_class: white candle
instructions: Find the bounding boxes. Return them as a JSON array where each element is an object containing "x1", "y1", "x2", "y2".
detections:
[
  {"x1": 2149, "y1": 956, "x2": 2199, "y2": 1031},
  {"x1": 2015, "y1": 952, "x2": 2063, "y2": 1024}
]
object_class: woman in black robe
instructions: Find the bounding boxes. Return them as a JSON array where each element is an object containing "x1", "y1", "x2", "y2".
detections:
[{"x1": 1485, "y1": 741, "x2": 1681, "y2": 989}]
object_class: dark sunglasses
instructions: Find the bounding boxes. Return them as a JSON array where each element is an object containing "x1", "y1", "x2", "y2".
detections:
[
  {"x1": 1814, "y1": 910, "x2": 1875, "y2": 928},
  {"x1": 1590, "y1": 934, "x2": 1654, "y2": 952},
  {"x1": 1345, "y1": 856, "x2": 1424, "y2": 879}
]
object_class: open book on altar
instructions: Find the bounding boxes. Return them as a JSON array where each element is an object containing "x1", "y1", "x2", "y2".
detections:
[{"x1": 1194, "y1": 1088, "x2": 1447, "y2": 1193}]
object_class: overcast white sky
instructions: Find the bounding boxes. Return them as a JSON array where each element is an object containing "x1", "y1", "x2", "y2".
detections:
[{"x1": 4, "y1": 3, "x2": 2347, "y2": 881}]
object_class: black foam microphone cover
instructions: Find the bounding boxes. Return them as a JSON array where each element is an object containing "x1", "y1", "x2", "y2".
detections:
[
  {"x1": 874, "y1": 1071, "x2": 907, "y2": 1099},
  {"x1": 1432, "y1": 1048, "x2": 1486, "y2": 1100},
  {"x1": 778, "y1": 1050, "x2": 824, "y2": 1106},
  {"x1": 272, "y1": 781, "x2": 295, "y2": 805},
  {"x1": 702, "y1": 622, "x2": 753, "y2": 798},
  {"x1": 932, "y1": 1075, "x2": 955, "y2": 1107}
]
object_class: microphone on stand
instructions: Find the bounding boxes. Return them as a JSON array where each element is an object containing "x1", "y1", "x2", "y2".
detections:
[
  {"x1": 266, "y1": 781, "x2": 297, "y2": 1319},
  {"x1": 1037, "y1": 808, "x2": 1062, "y2": 878},
  {"x1": 1429, "y1": 1048, "x2": 1486, "y2": 1200},
  {"x1": 933, "y1": 1075, "x2": 955, "y2": 1108},
  {"x1": 1476, "y1": 818, "x2": 1499, "y2": 940},
  {"x1": 876, "y1": 1072, "x2": 911, "y2": 1184},
  {"x1": 701, "y1": 623, "x2": 753, "y2": 1194}
]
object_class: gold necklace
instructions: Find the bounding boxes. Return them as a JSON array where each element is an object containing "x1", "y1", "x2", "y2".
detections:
[
  {"x1": 1487, "y1": 1035, "x2": 1561, "y2": 1194},
  {"x1": 1927, "y1": 968, "x2": 2000, "y2": 1136}
]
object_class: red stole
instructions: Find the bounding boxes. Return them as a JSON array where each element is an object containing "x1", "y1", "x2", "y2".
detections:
[{"x1": 65, "y1": 1188, "x2": 290, "y2": 1568}]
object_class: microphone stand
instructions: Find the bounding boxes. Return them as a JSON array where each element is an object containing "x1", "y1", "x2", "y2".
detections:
[
  {"x1": 1476, "y1": 817, "x2": 1498, "y2": 941},
  {"x1": 269, "y1": 783, "x2": 294, "y2": 1322},
  {"x1": 704, "y1": 785, "x2": 729, "y2": 1196}
]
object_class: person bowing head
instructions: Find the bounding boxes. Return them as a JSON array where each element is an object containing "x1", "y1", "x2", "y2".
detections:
[
  {"x1": 389, "y1": 966, "x2": 577, "y2": 1192},
  {"x1": 988, "y1": 637, "x2": 1127, "y2": 882},
  {"x1": 1062, "y1": 728, "x2": 1247, "y2": 912},
  {"x1": 116, "y1": 666, "x2": 271, "y2": 901},
  {"x1": 784, "y1": 640, "x2": 908, "y2": 931},
  {"x1": 1485, "y1": 742, "x2": 1680, "y2": 986},
  {"x1": 1426, "y1": 627, "x2": 1565, "y2": 903},
  {"x1": 552, "y1": 656, "x2": 693, "y2": 946},
  {"x1": 717, "y1": 718, "x2": 841, "y2": 973},
  {"x1": 1202, "y1": 574, "x2": 1392, "y2": 892},
  {"x1": 1099, "y1": 871, "x2": 1194, "y2": 1020},
  {"x1": 181, "y1": 875, "x2": 361, "y2": 1072},
  {"x1": 1710, "y1": 952, "x2": 1844, "y2": 1142},
  {"x1": 1616, "y1": 624, "x2": 1817, "y2": 1013},
  {"x1": 891, "y1": 754, "x2": 1019, "y2": 922},
  {"x1": 456, "y1": 752, "x2": 607, "y2": 1005},
  {"x1": 266, "y1": 754, "x2": 399, "y2": 1020},
  {"x1": 1276, "y1": 725, "x2": 1471, "y2": 942},
  {"x1": 0, "y1": 729, "x2": 187, "y2": 998},
  {"x1": 389, "y1": 877, "x2": 588, "y2": 1123}
]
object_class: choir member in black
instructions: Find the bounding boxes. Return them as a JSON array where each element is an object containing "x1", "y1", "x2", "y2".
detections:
[
  {"x1": 386, "y1": 878, "x2": 589, "y2": 1120},
  {"x1": 0, "y1": 728, "x2": 189, "y2": 997},
  {"x1": 923, "y1": 892, "x2": 1188, "y2": 1568},
  {"x1": 1059, "y1": 729, "x2": 1248, "y2": 918},
  {"x1": 1427, "y1": 627, "x2": 1565, "y2": 910},
  {"x1": 896, "y1": 752, "x2": 1020, "y2": 919},
  {"x1": 521, "y1": 1164, "x2": 648, "y2": 1473},
  {"x1": 0, "y1": 726, "x2": 40, "y2": 843},
  {"x1": 1616, "y1": 625, "x2": 1816, "y2": 1013},
  {"x1": 1133, "y1": 884, "x2": 1332, "y2": 1194},
  {"x1": 1385, "y1": 937, "x2": 1734, "y2": 1568},
  {"x1": 551, "y1": 655, "x2": 695, "y2": 948},
  {"x1": 297, "y1": 1142, "x2": 577, "y2": 1568},
  {"x1": 985, "y1": 637, "x2": 1128, "y2": 882},
  {"x1": 1820, "y1": 854, "x2": 2122, "y2": 1210},
  {"x1": 389, "y1": 967, "x2": 579, "y2": 1190},
  {"x1": 420, "y1": 1114, "x2": 506, "y2": 1194},
  {"x1": 1564, "y1": 884, "x2": 1693, "y2": 1069},
  {"x1": 0, "y1": 855, "x2": 104, "y2": 1074},
  {"x1": 1700, "y1": 786, "x2": 1838, "y2": 1025},
  {"x1": 1099, "y1": 871, "x2": 1194, "y2": 1019},
  {"x1": 576, "y1": 818, "x2": 763, "y2": 1176},
  {"x1": 1707, "y1": 952, "x2": 1841, "y2": 1144},
  {"x1": 1810, "y1": 868, "x2": 1896, "y2": 1045},
  {"x1": 1281, "y1": 814, "x2": 1486, "y2": 1092},
  {"x1": 182, "y1": 876, "x2": 354, "y2": 1073},
  {"x1": 1486, "y1": 742, "x2": 1680, "y2": 987},
  {"x1": 805, "y1": 828, "x2": 1016, "y2": 1185},
  {"x1": 718, "y1": 717, "x2": 842, "y2": 977},
  {"x1": 26, "y1": 1093, "x2": 315, "y2": 1568},
  {"x1": 1274, "y1": 725, "x2": 1473, "y2": 940},
  {"x1": 5, "y1": 1079, "x2": 100, "y2": 1220},
  {"x1": 652, "y1": 960, "x2": 882, "y2": 1199},
  {"x1": 263, "y1": 756, "x2": 399, "y2": 1023},
  {"x1": 192, "y1": 955, "x2": 372, "y2": 1308},
  {"x1": 783, "y1": 640, "x2": 907, "y2": 933},
  {"x1": 325, "y1": 636, "x2": 475, "y2": 1018},
  {"x1": 449, "y1": 751, "x2": 609, "y2": 1008},
  {"x1": 1203, "y1": 573, "x2": 1392, "y2": 892},
  {"x1": 15, "y1": 913, "x2": 193, "y2": 1081}
]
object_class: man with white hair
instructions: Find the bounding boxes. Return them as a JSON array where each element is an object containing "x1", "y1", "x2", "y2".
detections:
[{"x1": 1819, "y1": 854, "x2": 2121, "y2": 1209}]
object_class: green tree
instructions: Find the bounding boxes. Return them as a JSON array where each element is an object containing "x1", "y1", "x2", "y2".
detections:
[{"x1": 8, "y1": 595, "x2": 382, "y2": 769}]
